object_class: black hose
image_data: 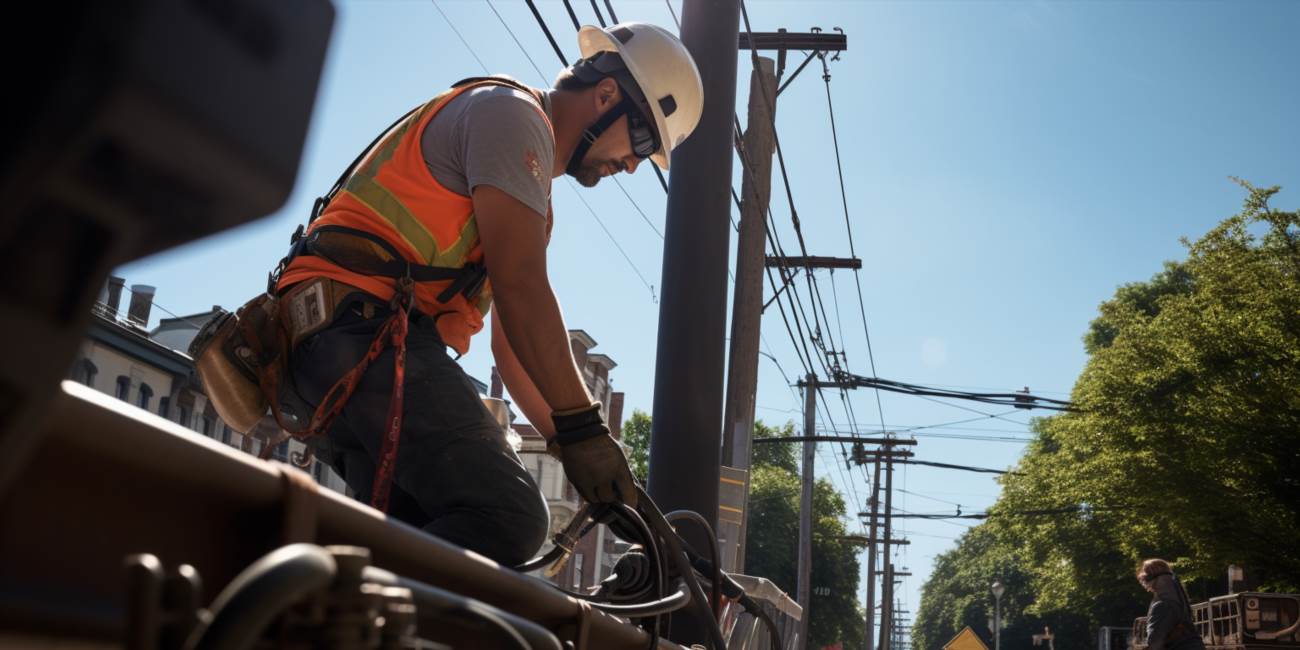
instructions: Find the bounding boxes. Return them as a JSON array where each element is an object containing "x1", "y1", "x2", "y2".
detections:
[
  {"x1": 513, "y1": 543, "x2": 567, "y2": 574},
  {"x1": 607, "y1": 503, "x2": 666, "y2": 650},
  {"x1": 190, "y1": 544, "x2": 337, "y2": 650},
  {"x1": 665, "y1": 509, "x2": 723, "y2": 621},
  {"x1": 363, "y1": 566, "x2": 558, "y2": 650},
  {"x1": 634, "y1": 488, "x2": 729, "y2": 650},
  {"x1": 587, "y1": 579, "x2": 691, "y2": 617}
]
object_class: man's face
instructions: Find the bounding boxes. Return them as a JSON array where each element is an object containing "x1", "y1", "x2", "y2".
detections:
[{"x1": 570, "y1": 113, "x2": 646, "y2": 188}]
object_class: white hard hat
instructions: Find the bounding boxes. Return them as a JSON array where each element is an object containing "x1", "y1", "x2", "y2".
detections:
[{"x1": 577, "y1": 22, "x2": 704, "y2": 170}]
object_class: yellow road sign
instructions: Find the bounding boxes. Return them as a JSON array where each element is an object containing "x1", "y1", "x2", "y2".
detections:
[{"x1": 944, "y1": 626, "x2": 991, "y2": 650}]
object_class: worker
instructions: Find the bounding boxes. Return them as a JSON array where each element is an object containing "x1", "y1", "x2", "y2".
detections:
[
  {"x1": 268, "y1": 22, "x2": 703, "y2": 566},
  {"x1": 1137, "y1": 559, "x2": 1206, "y2": 650}
]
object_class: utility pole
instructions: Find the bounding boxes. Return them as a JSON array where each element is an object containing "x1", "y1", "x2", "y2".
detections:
[
  {"x1": 797, "y1": 373, "x2": 816, "y2": 650},
  {"x1": 864, "y1": 456, "x2": 880, "y2": 650},
  {"x1": 646, "y1": 1, "x2": 739, "y2": 645},
  {"x1": 878, "y1": 450, "x2": 896, "y2": 650},
  {"x1": 719, "y1": 27, "x2": 847, "y2": 576},
  {"x1": 720, "y1": 55, "x2": 777, "y2": 574}
]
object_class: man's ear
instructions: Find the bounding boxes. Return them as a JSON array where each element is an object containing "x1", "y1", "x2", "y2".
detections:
[{"x1": 594, "y1": 77, "x2": 621, "y2": 112}]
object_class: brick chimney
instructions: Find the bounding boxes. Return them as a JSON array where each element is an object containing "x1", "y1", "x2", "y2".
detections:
[
  {"x1": 490, "y1": 366, "x2": 503, "y2": 398},
  {"x1": 105, "y1": 276, "x2": 125, "y2": 317},
  {"x1": 127, "y1": 284, "x2": 155, "y2": 327},
  {"x1": 609, "y1": 392, "x2": 625, "y2": 440}
]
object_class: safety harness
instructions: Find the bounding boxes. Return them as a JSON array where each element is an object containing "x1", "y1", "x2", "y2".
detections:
[{"x1": 263, "y1": 77, "x2": 536, "y2": 512}]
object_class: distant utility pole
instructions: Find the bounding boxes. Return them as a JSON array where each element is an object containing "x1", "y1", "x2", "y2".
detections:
[
  {"x1": 879, "y1": 451, "x2": 896, "y2": 650},
  {"x1": 865, "y1": 457, "x2": 881, "y2": 650},
  {"x1": 852, "y1": 435, "x2": 911, "y2": 650}
]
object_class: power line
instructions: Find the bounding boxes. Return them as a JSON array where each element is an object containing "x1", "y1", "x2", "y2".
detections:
[
  {"x1": 431, "y1": 0, "x2": 488, "y2": 73},
  {"x1": 835, "y1": 374, "x2": 1074, "y2": 411},
  {"x1": 563, "y1": 179, "x2": 658, "y2": 301},
  {"x1": 476, "y1": 0, "x2": 659, "y2": 302},
  {"x1": 815, "y1": 49, "x2": 890, "y2": 441},
  {"x1": 485, "y1": 0, "x2": 549, "y2": 82}
]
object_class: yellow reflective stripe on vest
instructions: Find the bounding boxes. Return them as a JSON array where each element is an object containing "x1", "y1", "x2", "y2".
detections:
[
  {"x1": 342, "y1": 95, "x2": 482, "y2": 269},
  {"x1": 343, "y1": 111, "x2": 440, "y2": 262}
]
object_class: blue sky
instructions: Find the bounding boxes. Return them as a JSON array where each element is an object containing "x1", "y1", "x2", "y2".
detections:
[{"x1": 119, "y1": 0, "x2": 1299, "y2": 635}]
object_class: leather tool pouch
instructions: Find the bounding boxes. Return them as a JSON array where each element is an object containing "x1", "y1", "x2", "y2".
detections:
[{"x1": 190, "y1": 294, "x2": 284, "y2": 433}]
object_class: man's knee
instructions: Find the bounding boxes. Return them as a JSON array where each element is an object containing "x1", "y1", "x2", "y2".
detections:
[
  {"x1": 432, "y1": 496, "x2": 549, "y2": 567},
  {"x1": 486, "y1": 489, "x2": 550, "y2": 566}
]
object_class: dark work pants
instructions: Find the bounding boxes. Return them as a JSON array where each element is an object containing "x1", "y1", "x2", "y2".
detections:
[{"x1": 286, "y1": 300, "x2": 549, "y2": 566}]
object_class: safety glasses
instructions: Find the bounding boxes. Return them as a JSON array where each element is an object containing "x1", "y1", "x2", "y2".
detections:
[{"x1": 627, "y1": 106, "x2": 660, "y2": 160}]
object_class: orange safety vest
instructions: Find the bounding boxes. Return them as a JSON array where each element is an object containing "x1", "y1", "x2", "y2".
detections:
[{"x1": 277, "y1": 78, "x2": 553, "y2": 355}]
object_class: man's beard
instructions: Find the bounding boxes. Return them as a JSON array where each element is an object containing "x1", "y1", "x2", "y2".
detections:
[{"x1": 568, "y1": 161, "x2": 605, "y2": 188}]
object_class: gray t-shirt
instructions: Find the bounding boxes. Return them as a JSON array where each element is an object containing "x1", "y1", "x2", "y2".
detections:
[{"x1": 421, "y1": 83, "x2": 555, "y2": 218}]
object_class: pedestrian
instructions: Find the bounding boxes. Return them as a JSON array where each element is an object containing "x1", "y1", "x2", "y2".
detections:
[
  {"x1": 269, "y1": 22, "x2": 703, "y2": 566},
  {"x1": 1138, "y1": 559, "x2": 1206, "y2": 650}
]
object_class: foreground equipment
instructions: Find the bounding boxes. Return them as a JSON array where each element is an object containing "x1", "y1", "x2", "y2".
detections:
[{"x1": 0, "y1": 381, "x2": 797, "y2": 648}]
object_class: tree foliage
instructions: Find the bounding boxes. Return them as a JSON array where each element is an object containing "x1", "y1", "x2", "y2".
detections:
[
  {"x1": 621, "y1": 409, "x2": 651, "y2": 483},
  {"x1": 916, "y1": 182, "x2": 1300, "y2": 650}
]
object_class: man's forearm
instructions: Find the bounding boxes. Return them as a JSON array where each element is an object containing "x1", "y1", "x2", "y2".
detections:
[
  {"x1": 492, "y1": 310, "x2": 557, "y2": 438},
  {"x1": 491, "y1": 277, "x2": 592, "y2": 414}
]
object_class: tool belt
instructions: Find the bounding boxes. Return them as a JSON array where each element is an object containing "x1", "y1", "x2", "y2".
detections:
[{"x1": 191, "y1": 224, "x2": 487, "y2": 437}]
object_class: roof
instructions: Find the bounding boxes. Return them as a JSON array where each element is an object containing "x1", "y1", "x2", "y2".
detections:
[
  {"x1": 568, "y1": 329, "x2": 598, "y2": 351},
  {"x1": 150, "y1": 307, "x2": 223, "y2": 353},
  {"x1": 87, "y1": 310, "x2": 194, "y2": 377},
  {"x1": 585, "y1": 353, "x2": 617, "y2": 370}
]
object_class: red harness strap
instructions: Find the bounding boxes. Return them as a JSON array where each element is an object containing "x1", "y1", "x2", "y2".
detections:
[{"x1": 263, "y1": 279, "x2": 414, "y2": 513}]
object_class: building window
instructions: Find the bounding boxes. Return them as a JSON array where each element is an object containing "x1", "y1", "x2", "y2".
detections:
[
  {"x1": 115, "y1": 376, "x2": 131, "y2": 401},
  {"x1": 201, "y1": 416, "x2": 215, "y2": 437},
  {"x1": 272, "y1": 441, "x2": 289, "y2": 462},
  {"x1": 313, "y1": 460, "x2": 325, "y2": 482},
  {"x1": 76, "y1": 359, "x2": 98, "y2": 388},
  {"x1": 221, "y1": 425, "x2": 233, "y2": 445},
  {"x1": 179, "y1": 406, "x2": 192, "y2": 428},
  {"x1": 159, "y1": 396, "x2": 170, "y2": 418},
  {"x1": 137, "y1": 384, "x2": 153, "y2": 411}
]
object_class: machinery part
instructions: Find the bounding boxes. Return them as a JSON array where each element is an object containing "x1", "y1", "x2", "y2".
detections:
[
  {"x1": 190, "y1": 544, "x2": 337, "y2": 650},
  {"x1": 124, "y1": 556, "x2": 207, "y2": 650},
  {"x1": 515, "y1": 503, "x2": 594, "y2": 575},
  {"x1": 362, "y1": 565, "x2": 561, "y2": 650}
]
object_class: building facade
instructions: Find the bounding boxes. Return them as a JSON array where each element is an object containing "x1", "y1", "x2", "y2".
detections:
[{"x1": 70, "y1": 277, "x2": 349, "y2": 493}]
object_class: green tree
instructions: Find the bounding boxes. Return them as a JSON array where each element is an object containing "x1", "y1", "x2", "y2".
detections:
[
  {"x1": 620, "y1": 409, "x2": 651, "y2": 483},
  {"x1": 753, "y1": 419, "x2": 799, "y2": 473},
  {"x1": 917, "y1": 182, "x2": 1300, "y2": 650}
]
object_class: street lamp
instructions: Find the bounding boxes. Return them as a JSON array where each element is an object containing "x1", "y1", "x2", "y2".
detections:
[{"x1": 991, "y1": 581, "x2": 1006, "y2": 650}]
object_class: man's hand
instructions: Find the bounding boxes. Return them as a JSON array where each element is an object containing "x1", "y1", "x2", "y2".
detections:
[{"x1": 552, "y1": 404, "x2": 638, "y2": 508}]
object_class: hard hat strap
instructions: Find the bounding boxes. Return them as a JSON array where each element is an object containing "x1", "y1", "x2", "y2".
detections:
[{"x1": 564, "y1": 97, "x2": 634, "y2": 176}]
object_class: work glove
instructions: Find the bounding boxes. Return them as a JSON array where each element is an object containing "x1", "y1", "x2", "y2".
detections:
[{"x1": 552, "y1": 403, "x2": 638, "y2": 509}]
